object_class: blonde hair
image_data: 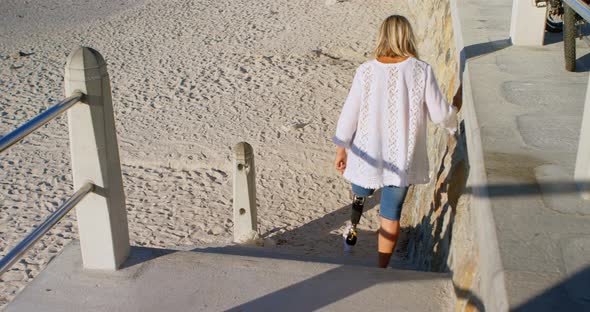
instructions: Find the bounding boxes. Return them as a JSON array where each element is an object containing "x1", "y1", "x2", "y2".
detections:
[{"x1": 374, "y1": 15, "x2": 419, "y2": 59}]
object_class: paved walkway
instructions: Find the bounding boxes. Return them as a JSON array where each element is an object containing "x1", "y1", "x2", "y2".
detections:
[
  {"x1": 5, "y1": 242, "x2": 454, "y2": 311},
  {"x1": 455, "y1": 0, "x2": 590, "y2": 310}
]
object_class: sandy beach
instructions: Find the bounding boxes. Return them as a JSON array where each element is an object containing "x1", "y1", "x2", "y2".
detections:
[{"x1": 0, "y1": 0, "x2": 419, "y2": 307}]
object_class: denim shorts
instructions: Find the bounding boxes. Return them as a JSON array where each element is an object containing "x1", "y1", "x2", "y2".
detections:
[{"x1": 351, "y1": 183, "x2": 409, "y2": 221}]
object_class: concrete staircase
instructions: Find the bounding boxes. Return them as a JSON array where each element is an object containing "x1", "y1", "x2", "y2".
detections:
[{"x1": 6, "y1": 242, "x2": 455, "y2": 311}]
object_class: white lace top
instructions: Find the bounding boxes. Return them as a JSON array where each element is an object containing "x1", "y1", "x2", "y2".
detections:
[{"x1": 333, "y1": 57, "x2": 457, "y2": 188}]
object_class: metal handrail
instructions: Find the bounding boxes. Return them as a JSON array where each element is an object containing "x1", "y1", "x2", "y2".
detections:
[
  {"x1": 0, "y1": 182, "x2": 94, "y2": 275},
  {"x1": 564, "y1": 0, "x2": 590, "y2": 22},
  {"x1": 0, "y1": 91, "x2": 83, "y2": 153},
  {"x1": 1, "y1": 48, "x2": 129, "y2": 275},
  {"x1": 0, "y1": 90, "x2": 92, "y2": 275}
]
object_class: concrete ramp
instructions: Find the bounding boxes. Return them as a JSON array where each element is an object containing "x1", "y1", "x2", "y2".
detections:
[{"x1": 6, "y1": 242, "x2": 454, "y2": 311}]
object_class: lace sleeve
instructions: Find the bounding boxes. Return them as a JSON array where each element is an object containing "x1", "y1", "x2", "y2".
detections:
[
  {"x1": 424, "y1": 65, "x2": 458, "y2": 134},
  {"x1": 333, "y1": 67, "x2": 363, "y2": 148}
]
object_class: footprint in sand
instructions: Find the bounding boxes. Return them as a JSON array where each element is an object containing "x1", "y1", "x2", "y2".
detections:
[{"x1": 282, "y1": 122, "x2": 309, "y2": 131}]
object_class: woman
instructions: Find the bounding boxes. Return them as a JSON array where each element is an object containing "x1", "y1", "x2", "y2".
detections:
[{"x1": 333, "y1": 15, "x2": 459, "y2": 268}]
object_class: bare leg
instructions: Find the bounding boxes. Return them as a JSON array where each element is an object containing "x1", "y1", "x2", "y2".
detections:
[{"x1": 378, "y1": 217, "x2": 400, "y2": 268}]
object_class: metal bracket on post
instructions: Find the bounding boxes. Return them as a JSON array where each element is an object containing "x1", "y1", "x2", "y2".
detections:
[
  {"x1": 64, "y1": 47, "x2": 130, "y2": 270},
  {"x1": 233, "y1": 142, "x2": 258, "y2": 243},
  {"x1": 510, "y1": 0, "x2": 548, "y2": 46}
]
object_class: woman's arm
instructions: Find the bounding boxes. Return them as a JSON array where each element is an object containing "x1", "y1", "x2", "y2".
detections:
[
  {"x1": 424, "y1": 65, "x2": 458, "y2": 134},
  {"x1": 333, "y1": 68, "x2": 363, "y2": 148},
  {"x1": 333, "y1": 68, "x2": 363, "y2": 174}
]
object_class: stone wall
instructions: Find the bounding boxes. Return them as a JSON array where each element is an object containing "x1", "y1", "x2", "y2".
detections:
[{"x1": 399, "y1": 2, "x2": 481, "y2": 311}]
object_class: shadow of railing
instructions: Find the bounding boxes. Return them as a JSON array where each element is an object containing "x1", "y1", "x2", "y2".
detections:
[
  {"x1": 121, "y1": 245, "x2": 177, "y2": 269},
  {"x1": 205, "y1": 189, "x2": 390, "y2": 267},
  {"x1": 459, "y1": 38, "x2": 512, "y2": 76},
  {"x1": 225, "y1": 264, "x2": 449, "y2": 312},
  {"x1": 463, "y1": 38, "x2": 512, "y2": 60},
  {"x1": 514, "y1": 265, "x2": 590, "y2": 311},
  {"x1": 466, "y1": 181, "x2": 590, "y2": 197},
  {"x1": 115, "y1": 239, "x2": 454, "y2": 311}
]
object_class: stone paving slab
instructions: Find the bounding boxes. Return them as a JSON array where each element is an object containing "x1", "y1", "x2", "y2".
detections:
[
  {"x1": 454, "y1": 0, "x2": 590, "y2": 310},
  {"x1": 5, "y1": 242, "x2": 454, "y2": 312}
]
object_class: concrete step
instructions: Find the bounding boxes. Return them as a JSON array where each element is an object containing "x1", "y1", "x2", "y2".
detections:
[
  {"x1": 6, "y1": 242, "x2": 455, "y2": 312},
  {"x1": 188, "y1": 243, "x2": 420, "y2": 271}
]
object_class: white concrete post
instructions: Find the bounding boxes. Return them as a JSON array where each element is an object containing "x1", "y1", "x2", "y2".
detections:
[
  {"x1": 510, "y1": 0, "x2": 547, "y2": 46},
  {"x1": 233, "y1": 142, "x2": 258, "y2": 243},
  {"x1": 575, "y1": 75, "x2": 590, "y2": 200},
  {"x1": 64, "y1": 47, "x2": 130, "y2": 269}
]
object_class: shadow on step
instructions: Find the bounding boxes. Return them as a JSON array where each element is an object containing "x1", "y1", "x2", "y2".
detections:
[
  {"x1": 193, "y1": 195, "x2": 391, "y2": 267},
  {"x1": 248, "y1": 188, "x2": 419, "y2": 269},
  {"x1": 514, "y1": 265, "x2": 590, "y2": 312},
  {"x1": 121, "y1": 245, "x2": 178, "y2": 269},
  {"x1": 192, "y1": 244, "x2": 376, "y2": 267},
  {"x1": 117, "y1": 243, "x2": 451, "y2": 311},
  {"x1": 466, "y1": 181, "x2": 590, "y2": 198},
  {"x1": 224, "y1": 264, "x2": 450, "y2": 312}
]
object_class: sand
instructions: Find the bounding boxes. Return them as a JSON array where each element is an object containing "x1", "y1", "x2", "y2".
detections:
[{"x1": 0, "y1": 0, "x2": 411, "y2": 307}]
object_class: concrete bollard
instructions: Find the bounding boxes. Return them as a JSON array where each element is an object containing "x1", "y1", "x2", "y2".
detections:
[
  {"x1": 233, "y1": 142, "x2": 258, "y2": 243},
  {"x1": 575, "y1": 75, "x2": 590, "y2": 200},
  {"x1": 64, "y1": 47, "x2": 130, "y2": 270},
  {"x1": 510, "y1": 0, "x2": 547, "y2": 46}
]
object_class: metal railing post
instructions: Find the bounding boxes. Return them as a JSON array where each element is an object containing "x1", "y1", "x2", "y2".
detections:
[
  {"x1": 510, "y1": 0, "x2": 547, "y2": 46},
  {"x1": 64, "y1": 47, "x2": 130, "y2": 269},
  {"x1": 233, "y1": 142, "x2": 258, "y2": 243}
]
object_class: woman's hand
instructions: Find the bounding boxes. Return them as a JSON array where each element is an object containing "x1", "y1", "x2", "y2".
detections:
[
  {"x1": 452, "y1": 84, "x2": 462, "y2": 112},
  {"x1": 334, "y1": 147, "x2": 347, "y2": 175}
]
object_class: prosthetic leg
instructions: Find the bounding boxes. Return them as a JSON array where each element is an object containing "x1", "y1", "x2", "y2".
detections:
[{"x1": 343, "y1": 195, "x2": 366, "y2": 246}]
